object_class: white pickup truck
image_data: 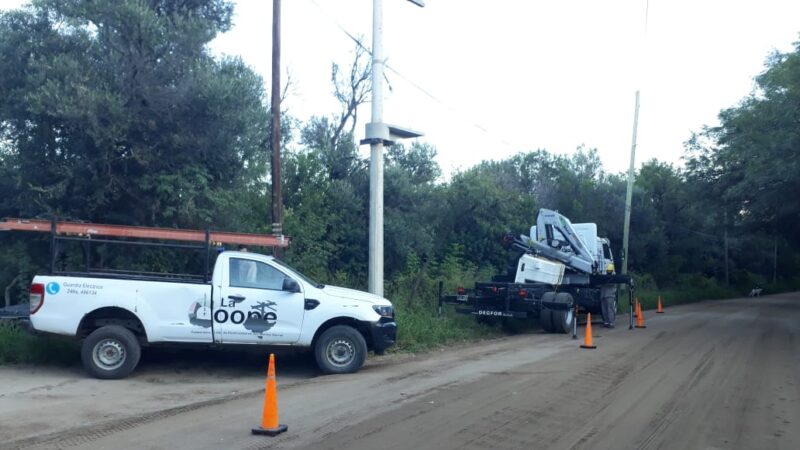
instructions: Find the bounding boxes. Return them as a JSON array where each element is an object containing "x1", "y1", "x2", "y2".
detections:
[{"x1": 28, "y1": 251, "x2": 397, "y2": 379}]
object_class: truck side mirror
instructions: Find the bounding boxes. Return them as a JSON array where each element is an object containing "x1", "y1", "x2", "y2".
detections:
[{"x1": 282, "y1": 278, "x2": 301, "y2": 293}]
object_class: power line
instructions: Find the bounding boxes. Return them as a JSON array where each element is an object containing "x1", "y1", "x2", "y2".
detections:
[{"x1": 306, "y1": 0, "x2": 519, "y2": 151}]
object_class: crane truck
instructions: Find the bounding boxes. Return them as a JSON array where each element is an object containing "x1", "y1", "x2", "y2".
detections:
[{"x1": 438, "y1": 209, "x2": 634, "y2": 333}]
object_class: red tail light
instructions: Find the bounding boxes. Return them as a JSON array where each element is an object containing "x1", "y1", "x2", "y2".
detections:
[
  {"x1": 518, "y1": 289, "x2": 528, "y2": 298},
  {"x1": 457, "y1": 287, "x2": 466, "y2": 295},
  {"x1": 491, "y1": 287, "x2": 498, "y2": 294},
  {"x1": 30, "y1": 283, "x2": 45, "y2": 314}
]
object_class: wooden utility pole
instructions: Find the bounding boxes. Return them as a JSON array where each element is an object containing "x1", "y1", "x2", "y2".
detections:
[
  {"x1": 621, "y1": 90, "x2": 640, "y2": 275},
  {"x1": 270, "y1": 0, "x2": 283, "y2": 256}
]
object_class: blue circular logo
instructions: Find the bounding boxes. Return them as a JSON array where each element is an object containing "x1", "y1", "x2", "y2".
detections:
[{"x1": 46, "y1": 282, "x2": 60, "y2": 295}]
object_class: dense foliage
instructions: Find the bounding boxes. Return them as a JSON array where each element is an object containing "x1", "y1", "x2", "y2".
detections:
[{"x1": 1, "y1": 1, "x2": 798, "y2": 310}]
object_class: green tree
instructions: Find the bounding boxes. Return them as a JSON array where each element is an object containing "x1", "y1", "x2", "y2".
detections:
[
  {"x1": 0, "y1": 0, "x2": 273, "y2": 302},
  {"x1": 384, "y1": 142, "x2": 443, "y2": 275},
  {"x1": 688, "y1": 41, "x2": 800, "y2": 245},
  {"x1": 0, "y1": 0, "x2": 267, "y2": 229}
]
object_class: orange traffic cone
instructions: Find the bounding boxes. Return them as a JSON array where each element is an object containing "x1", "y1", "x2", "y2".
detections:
[
  {"x1": 252, "y1": 353, "x2": 288, "y2": 436},
  {"x1": 634, "y1": 298, "x2": 641, "y2": 318},
  {"x1": 656, "y1": 296, "x2": 664, "y2": 313},
  {"x1": 635, "y1": 301, "x2": 647, "y2": 328},
  {"x1": 580, "y1": 313, "x2": 597, "y2": 349}
]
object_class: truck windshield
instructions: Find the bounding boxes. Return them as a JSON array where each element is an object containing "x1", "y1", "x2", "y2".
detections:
[{"x1": 271, "y1": 258, "x2": 324, "y2": 289}]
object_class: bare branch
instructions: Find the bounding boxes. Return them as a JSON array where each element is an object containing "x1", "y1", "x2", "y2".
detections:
[{"x1": 331, "y1": 38, "x2": 371, "y2": 151}]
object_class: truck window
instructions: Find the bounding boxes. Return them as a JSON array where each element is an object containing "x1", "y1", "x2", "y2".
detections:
[
  {"x1": 230, "y1": 258, "x2": 286, "y2": 291},
  {"x1": 603, "y1": 243, "x2": 613, "y2": 260}
]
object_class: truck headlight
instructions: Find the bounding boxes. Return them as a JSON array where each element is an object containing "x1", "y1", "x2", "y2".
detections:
[{"x1": 372, "y1": 305, "x2": 394, "y2": 318}]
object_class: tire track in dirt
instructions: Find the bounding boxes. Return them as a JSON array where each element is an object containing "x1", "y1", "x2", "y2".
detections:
[
  {"x1": 308, "y1": 295, "x2": 800, "y2": 450},
  {"x1": 6, "y1": 295, "x2": 799, "y2": 450}
]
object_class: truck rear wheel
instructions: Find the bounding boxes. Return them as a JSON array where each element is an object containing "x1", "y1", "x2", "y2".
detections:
[
  {"x1": 314, "y1": 325, "x2": 367, "y2": 374},
  {"x1": 476, "y1": 315, "x2": 498, "y2": 326},
  {"x1": 81, "y1": 325, "x2": 141, "y2": 379},
  {"x1": 550, "y1": 293, "x2": 575, "y2": 334},
  {"x1": 539, "y1": 292, "x2": 556, "y2": 332}
]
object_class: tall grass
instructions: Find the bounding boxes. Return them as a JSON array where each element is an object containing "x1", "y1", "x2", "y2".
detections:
[
  {"x1": 0, "y1": 321, "x2": 79, "y2": 365},
  {"x1": 619, "y1": 272, "x2": 741, "y2": 313},
  {"x1": 385, "y1": 248, "x2": 503, "y2": 352}
]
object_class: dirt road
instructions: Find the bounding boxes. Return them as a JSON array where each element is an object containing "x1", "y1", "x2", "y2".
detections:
[{"x1": 3, "y1": 293, "x2": 798, "y2": 450}]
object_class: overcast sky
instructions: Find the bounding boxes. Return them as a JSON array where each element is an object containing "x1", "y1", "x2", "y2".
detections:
[
  {"x1": 211, "y1": 0, "x2": 800, "y2": 177},
  {"x1": 3, "y1": 0, "x2": 799, "y2": 177}
]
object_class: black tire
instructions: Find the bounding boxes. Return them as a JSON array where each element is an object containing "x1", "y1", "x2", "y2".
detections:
[
  {"x1": 501, "y1": 317, "x2": 523, "y2": 334},
  {"x1": 314, "y1": 325, "x2": 367, "y2": 375},
  {"x1": 550, "y1": 292, "x2": 575, "y2": 334},
  {"x1": 476, "y1": 315, "x2": 498, "y2": 326},
  {"x1": 81, "y1": 325, "x2": 141, "y2": 379},
  {"x1": 539, "y1": 291, "x2": 556, "y2": 332}
]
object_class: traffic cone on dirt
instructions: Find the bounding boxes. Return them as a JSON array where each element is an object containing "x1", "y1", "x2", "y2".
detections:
[
  {"x1": 656, "y1": 296, "x2": 664, "y2": 313},
  {"x1": 252, "y1": 353, "x2": 288, "y2": 436},
  {"x1": 580, "y1": 313, "x2": 597, "y2": 349},
  {"x1": 635, "y1": 301, "x2": 647, "y2": 328},
  {"x1": 634, "y1": 298, "x2": 641, "y2": 318}
]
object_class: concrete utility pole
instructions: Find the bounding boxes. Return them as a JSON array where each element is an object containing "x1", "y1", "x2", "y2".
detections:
[
  {"x1": 365, "y1": 0, "x2": 424, "y2": 296},
  {"x1": 271, "y1": 0, "x2": 283, "y2": 255},
  {"x1": 621, "y1": 91, "x2": 640, "y2": 275},
  {"x1": 367, "y1": 0, "x2": 385, "y2": 296}
]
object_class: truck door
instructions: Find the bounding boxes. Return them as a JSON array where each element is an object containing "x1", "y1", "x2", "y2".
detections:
[{"x1": 213, "y1": 257, "x2": 305, "y2": 344}]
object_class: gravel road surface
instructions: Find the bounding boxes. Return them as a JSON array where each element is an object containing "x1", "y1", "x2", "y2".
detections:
[{"x1": 2, "y1": 293, "x2": 798, "y2": 450}]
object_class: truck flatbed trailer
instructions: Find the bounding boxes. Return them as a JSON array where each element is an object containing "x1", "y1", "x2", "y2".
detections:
[{"x1": 438, "y1": 273, "x2": 635, "y2": 334}]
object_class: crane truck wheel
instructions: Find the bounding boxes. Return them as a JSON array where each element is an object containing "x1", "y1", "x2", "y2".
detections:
[
  {"x1": 477, "y1": 315, "x2": 499, "y2": 326},
  {"x1": 551, "y1": 292, "x2": 575, "y2": 334},
  {"x1": 539, "y1": 291, "x2": 556, "y2": 333}
]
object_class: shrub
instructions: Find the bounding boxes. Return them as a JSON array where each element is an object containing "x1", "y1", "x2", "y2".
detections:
[{"x1": 0, "y1": 321, "x2": 79, "y2": 366}]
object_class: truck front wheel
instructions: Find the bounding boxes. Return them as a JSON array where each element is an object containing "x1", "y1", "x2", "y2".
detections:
[
  {"x1": 81, "y1": 325, "x2": 141, "y2": 379},
  {"x1": 314, "y1": 325, "x2": 367, "y2": 374}
]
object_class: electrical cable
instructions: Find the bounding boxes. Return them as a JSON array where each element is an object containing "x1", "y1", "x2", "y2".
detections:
[{"x1": 306, "y1": 0, "x2": 519, "y2": 151}]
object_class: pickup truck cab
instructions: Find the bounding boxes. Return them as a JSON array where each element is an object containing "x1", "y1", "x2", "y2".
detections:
[{"x1": 29, "y1": 251, "x2": 397, "y2": 379}]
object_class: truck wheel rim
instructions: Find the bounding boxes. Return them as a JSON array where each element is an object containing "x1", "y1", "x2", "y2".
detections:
[
  {"x1": 93, "y1": 339, "x2": 126, "y2": 370},
  {"x1": 327, "y1": 338, "x2": 354, "y2": 367}
]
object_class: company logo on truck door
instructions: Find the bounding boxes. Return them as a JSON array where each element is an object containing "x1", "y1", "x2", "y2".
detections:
[{"x1": 188, "y1": 299, "x2": 278, "y2": 339}]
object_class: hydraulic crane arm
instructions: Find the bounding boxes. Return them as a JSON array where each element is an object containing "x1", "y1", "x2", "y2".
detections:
[
  {"x1": 502, "y1": 209, "x2": 596, "y2": 275},
  {"x1": 503, "y1": 232, "x2": 594, "y2": 275},
  {"x1": 534, "y1": 209, "x2": 596, "y2": 272}
]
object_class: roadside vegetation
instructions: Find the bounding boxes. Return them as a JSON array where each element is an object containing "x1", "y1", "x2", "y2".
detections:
[
  {"x1": 0, "y1": 322, "x2": 78, "y2": 365},
  {"x1": 1, "y1": 1, "x2": 799, "y2": 362}
]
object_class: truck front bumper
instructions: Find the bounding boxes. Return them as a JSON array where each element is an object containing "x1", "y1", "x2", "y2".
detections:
[{"x1": 369, "y1": 318, "x2": 397, "y2": 354}]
